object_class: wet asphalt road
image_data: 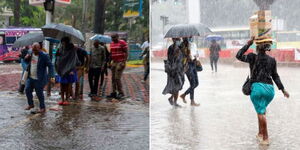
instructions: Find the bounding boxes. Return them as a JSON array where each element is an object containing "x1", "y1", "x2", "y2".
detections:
[
  {"x1": 151, "y1": 62, "x2": 300, "y2": 150},
  {"x1": 0, "y1": 92, "x2": 149, "y2": 150}
]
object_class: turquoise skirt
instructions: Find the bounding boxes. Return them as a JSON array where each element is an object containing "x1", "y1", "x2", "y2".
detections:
[{"x1": 250, "y1": 82, "x2": 275, "y2": 114}]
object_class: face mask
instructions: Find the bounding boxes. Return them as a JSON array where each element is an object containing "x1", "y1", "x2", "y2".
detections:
[{"x1": 175, "y1": 41, "x2": 181, "y2": 46}]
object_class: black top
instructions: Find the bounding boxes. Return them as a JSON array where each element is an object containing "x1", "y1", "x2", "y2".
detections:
[
  {"x1": 236, "y1": 44, "x2": 284, "y2": 90},
  {"x1": 20, "y1": 48, "x2": 29, "y2": 59},
  {"x1": 209, "y1": 43, "x2": 221, "y2": 57},
  {"x1": 76, "y1": 47, "x2": 88, "y2": 66}
]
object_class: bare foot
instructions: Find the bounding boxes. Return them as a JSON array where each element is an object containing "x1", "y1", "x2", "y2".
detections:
[
  {"x1": 256, "y1": 134, "x2": 263, "y2": 142},
  {"x1": 180, "y1": 94, "x2": 187, "y2": 103},
  {"x1": 260, "y1": 139, "x2": 270, "y2": 145},
  {"x1": 191, "y1": 102, "x2": 200, "y2": 106}
]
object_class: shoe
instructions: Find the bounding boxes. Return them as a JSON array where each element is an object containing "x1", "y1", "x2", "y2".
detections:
[
  {"x1": 107, "y1": 92, "x2": 117, "y2": 98},
  {"x1": 117, "y1": 93, "x2": 125, "y2": 99},
  {"x1": 92, "y1": 96, "x2": 102, "y2": 101},
  {"x1": 63, "y1": 101, "x2": 70, "y2": 105},
  {"x1": 37, "y1": 108, "x2": 46, "y2": 113},
  {"x1": 58, "y1": 101, "x2": 64, "y2": 105},
  {"x1": 88, "y1": 93, "x2": 92, "y2": 97},
  {"x1": 25, "y1": 105, "x2": 34, "y2": 110}
]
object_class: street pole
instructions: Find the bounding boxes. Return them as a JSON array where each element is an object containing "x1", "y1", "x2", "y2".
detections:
[
  {"x1": 45, "y1": 11, "x2": 52, "y2": 51},
  {"x1": 44, "y1": 0, "x2": 55, "y2": 96}
]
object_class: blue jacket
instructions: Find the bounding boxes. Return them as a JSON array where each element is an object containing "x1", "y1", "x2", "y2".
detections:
[{"x1": 25, "y1": 51, "x2": 54, "y2": 86}]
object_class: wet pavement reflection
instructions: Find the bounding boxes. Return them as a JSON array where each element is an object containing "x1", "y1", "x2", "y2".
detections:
[
  {"x1": 151, "y1": 63, "x2": 300, "y2": 150},
  {"x1": 0, "y1": 92, "x2": 149, "y2": 150}
]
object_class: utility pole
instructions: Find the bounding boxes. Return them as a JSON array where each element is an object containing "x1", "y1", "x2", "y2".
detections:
[
  {"x1": 44, "y1": 0, "x2": 55, "y2": 96},
  {"x1": 94, "y1": 0, "x2": 106, "y2": 34}
]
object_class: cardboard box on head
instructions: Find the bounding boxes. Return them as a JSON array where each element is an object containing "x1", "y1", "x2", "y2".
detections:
[{"x1": 250, "y1": 10, "x2": 272, "y2": 40}]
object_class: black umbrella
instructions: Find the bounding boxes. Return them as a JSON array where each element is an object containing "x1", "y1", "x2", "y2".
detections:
[
  {"x1": 42, "y1": 23, "x2": 85, "y2": 44},
  {"x1": 12, "y1": 32, "x2": 44, "y2": 48},
  {"x1": 191, "y1": 23, "x2": 212, "y2": 36},
  {"x1": 164, "y1": 24, "x2": 212, "y2": 38}
]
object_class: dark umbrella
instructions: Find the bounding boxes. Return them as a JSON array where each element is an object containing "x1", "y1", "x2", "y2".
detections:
[
  {"x1": 164, "y1": 24, "x2": 211, "y2": 38},
  {"x1": 42, "y1": 23, "x2": 85, "y2": 44},
  {"x1": 164, "y1": 24, "x2": 200, "y2": 38},
  {"x1": 191, "y1": 23, "x2": 213, "y2": 36},
  {"x1": 12, "y1": 32, "x2": 44, "y2": 48}
]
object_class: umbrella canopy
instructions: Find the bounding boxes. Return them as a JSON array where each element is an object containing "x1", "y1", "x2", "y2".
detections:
[
  {"x1": 191, "y1": 23, "x2": 213, "y2": 36},
  {"x1": 205, "y1": 35, "x2": 224, "y2": 41},
  {"x1": 164, "y1": 24, "x2": 200, "y2": 38},
  {"x1": 13, "y1": 32, "x2": 44, "y2": 48},
  {"x1": 42, "y1": 23, "x2": 85, "y2": 44},
  {"x1": 90, "y1": 34, "x2": 112, "y2": 43}
]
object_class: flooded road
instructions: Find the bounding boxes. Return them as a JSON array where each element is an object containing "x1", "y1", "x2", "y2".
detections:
[
  {"x1": 0, "y1": 92, "x2": 149, "y2": 150},
  {"x1": 151, "y1": 62, "x2": 300, "y2": 150}
]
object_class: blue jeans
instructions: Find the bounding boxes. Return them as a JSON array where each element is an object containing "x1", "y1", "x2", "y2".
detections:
[
  {"x1": 184, "y1": 62, "x2": 199, "y2": 100},
  {"x1": 25, "y1": 78, "x2": 46, "y2": 109}
]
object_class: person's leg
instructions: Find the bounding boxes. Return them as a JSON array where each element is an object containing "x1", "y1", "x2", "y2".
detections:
[
  {"x1": 88, "y1": 68, "x2": 95, "y2": 95},
  {"x1": 100, "y1": 70, "x2": 105, "y2": 87},
  {"x1": 66, "y1": 83, "x2": 71, "y2": 101},
  {"x1": 25, "y1": 78, "x2": 34, "y2": 110},
  {"x1": 93, "y1": 68, "x2": 101, "y2": 96},
  {"x1": 168, "y1": 95, "x2": 173, "y2": 105},
  {"x1": 257, "y1": 114, "x2": 263, "y2": 141},
  {"x1": 144, "y1": 62, "x2": 150, "y2": 81},
  {"x1": 210, "y1": 56, "x2": 214, "y2": 71},
  {"x1": 261, "y1": 114, "x2": 268, "y2": 140},
  {"x1": 173, "y1": 92, "x2": 180, "y2": 107},
  {"x1": 181, "y1": 69, "x2": 192, "y2": 103},
  {"x1": 107, "y1": 63, "x2": 117, "y2": 98},
  {"x1": 60, "y1": 83, "x2": 65, "y2": 101},
  {"x1": 214, "y1": 57, "x2": 219, "y2": 72},
  {"x1": 115, "y1": 62, "x2": 125, "y2": 97},
  {"x1": 190, "y1": 69, "x2": 200, "y2": 106},
  {"x1": 33, "y1": 81, "x2": 46, "y2": 111}
]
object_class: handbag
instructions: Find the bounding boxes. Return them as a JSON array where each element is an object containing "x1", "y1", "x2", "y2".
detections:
[
  {"x1": 242, "y1": 56, "x2": 258, "y2": 95},
  {"x1": 194, "y1": 59, "x2": 203, "y2": 72}
]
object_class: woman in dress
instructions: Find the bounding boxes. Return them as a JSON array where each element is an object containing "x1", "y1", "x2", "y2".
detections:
[
  {"x1": 162, "y1": 38, "x2": 185, "y2": 107},
  {"x1": 236, "y1": 37, "x2": 289, "y2": 145},
  {"x1": 55, "y1": 37, "x2": 80, "y2": 105}
]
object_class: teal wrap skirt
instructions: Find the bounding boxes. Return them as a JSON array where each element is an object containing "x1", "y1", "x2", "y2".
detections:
[{"x1": 250, "y1": 82, "x2": 275, "y2": 114}]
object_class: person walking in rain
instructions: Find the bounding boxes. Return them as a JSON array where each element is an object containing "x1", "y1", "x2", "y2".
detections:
[
  {"x1": 179, "y1": 37, "x2": 200, "y2": 106},
  {"x1": 236, "y1": 37, "x2": 289, "y2": 145},
  {"x1": 75, "y1": 44, "x2": 89, "y2": 100},
  {"x1": 99, "y1": 41, "x2": 110, "y2": 88},
  {"x1": 163, "y1": 38, "x2": 185, "y2": 107},
  {"x1": 87, "y1": 40, "x2": 106, "y2": 101},
  {"x1": 55, "y1": 37, "x2": 79, "y2": 105},
  {"x1": 24, "y1": 43, "x2": 55, "y2": 113},
  {"x1": 18, "y1": 46, "x2": 30, "y2": 94},
  {"x1": 209, "y1": 39, "x2": 221, "y2": 72},
  {"x1": 140, "y1": 39, "x2": 150, "y2": 82},
  {"x1": 107, "y1": 34, "x2": 128, "y2": 99}
]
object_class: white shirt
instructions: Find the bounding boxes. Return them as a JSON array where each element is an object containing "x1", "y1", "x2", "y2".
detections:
[
  {"x1": 141, "y1": 41, "x2": 149, "y2": 50},
  {"x1": 30, "y1": 54, "x2": 39, "y2": 80}
]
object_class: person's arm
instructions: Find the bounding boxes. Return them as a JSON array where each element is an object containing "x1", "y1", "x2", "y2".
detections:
[
  {"x1": 101, "y1": 47, "x2": 106, "y2": 69},
  {"x1": 271, "y1": 59, "x2": 289, "y2": 98},
  {"x1": 236, "y1": 37, "x2": 254, "y2": 63},
  {"x1": 45, "y1": 54, "x2": 55, "y2": 83}
]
